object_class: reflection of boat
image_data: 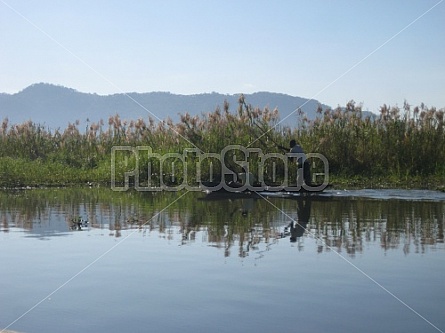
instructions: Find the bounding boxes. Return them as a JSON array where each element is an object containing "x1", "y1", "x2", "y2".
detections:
[
  {"x1": 199, "y1": 180, "x2": 329, "y2": 200},
  {"x1": 198, "y1": 190, "x2": 261, "y2": 201}
]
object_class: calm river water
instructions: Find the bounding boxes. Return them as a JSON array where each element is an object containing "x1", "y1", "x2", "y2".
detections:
[{"x1": 0, "y1": 188, "x2": 444, "y2": 333}]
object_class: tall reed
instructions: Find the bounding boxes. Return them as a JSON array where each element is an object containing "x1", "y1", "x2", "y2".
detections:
[{"x1": 0, "y1": 98, "x2": 444, "y2": 186}]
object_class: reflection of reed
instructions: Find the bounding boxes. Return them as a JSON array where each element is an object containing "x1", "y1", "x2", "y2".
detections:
[
  {"x1": 0, "y1": 189, "x2": 443, "y2": 257},
  {"x1": 311, "y1": 200, "x2": 444, "y2": 256}
]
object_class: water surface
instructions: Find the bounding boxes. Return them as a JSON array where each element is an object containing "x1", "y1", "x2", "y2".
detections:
[{"x1": 0, "y1": 188, "x2": 444, "y2": 333}]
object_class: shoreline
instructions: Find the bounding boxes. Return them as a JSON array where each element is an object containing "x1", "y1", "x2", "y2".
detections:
[
  {"x1": 329, "y1": 175, "x2": 445, "y2": 192},
  {"x1": 1, "y1": 178, "x2": 444, "y2": 192}
]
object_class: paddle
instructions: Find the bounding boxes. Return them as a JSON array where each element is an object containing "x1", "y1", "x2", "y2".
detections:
[{"x1": 252, "y1": 122, "x2": 288, "y2": 152}]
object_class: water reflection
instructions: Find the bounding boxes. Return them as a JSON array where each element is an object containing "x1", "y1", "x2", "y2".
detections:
[
  {"x1": 289, "y1": 199, "x2": 311, "y2": 242},
  {"x1": 312, "y1": 198, "x2": 444, "y2": 256},
  {"x1": 0, "y1": 188, "x2": 443, "y2": 257}
]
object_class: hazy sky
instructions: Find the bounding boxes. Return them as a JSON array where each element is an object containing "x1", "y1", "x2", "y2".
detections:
[{"x1": 1, "y1": 0, "x2": 444, "y2": 113}]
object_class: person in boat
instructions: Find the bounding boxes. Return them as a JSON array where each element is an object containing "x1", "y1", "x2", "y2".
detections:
[{"x1": 289, "y1": 139, "x2": 311, "y2": 186}]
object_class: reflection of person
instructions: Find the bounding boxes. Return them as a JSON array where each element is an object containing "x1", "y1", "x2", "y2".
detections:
[
  {"x1": 289, "y1": 139, "x2": 311, "y2": 186},
  {"x1": 290, "y1": 199, "x2": 311, "y2": 242}
]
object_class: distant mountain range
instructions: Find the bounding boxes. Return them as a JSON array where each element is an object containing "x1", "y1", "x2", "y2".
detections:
[{"x1": 0, "y1": 83, "x2": 331, "y2": 130}]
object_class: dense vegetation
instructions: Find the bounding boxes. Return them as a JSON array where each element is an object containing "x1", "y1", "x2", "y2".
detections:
[{"x1": 0, "y1": 96, "x2": 444, "y2": 188}]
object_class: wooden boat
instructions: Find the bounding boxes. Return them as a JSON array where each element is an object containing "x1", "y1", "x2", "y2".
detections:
[{"x1": 199, "y1": 180, "x2": 329, "y2": 199}]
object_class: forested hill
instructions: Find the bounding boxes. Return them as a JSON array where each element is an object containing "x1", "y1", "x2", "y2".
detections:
[{"x1": 0, "y1": 83, "x2": 330, "y2": 130}]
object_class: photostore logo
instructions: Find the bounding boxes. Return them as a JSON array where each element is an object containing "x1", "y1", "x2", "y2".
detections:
[{"x1": 111, "y1": 145, "x2": 329, "y2": 192}]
